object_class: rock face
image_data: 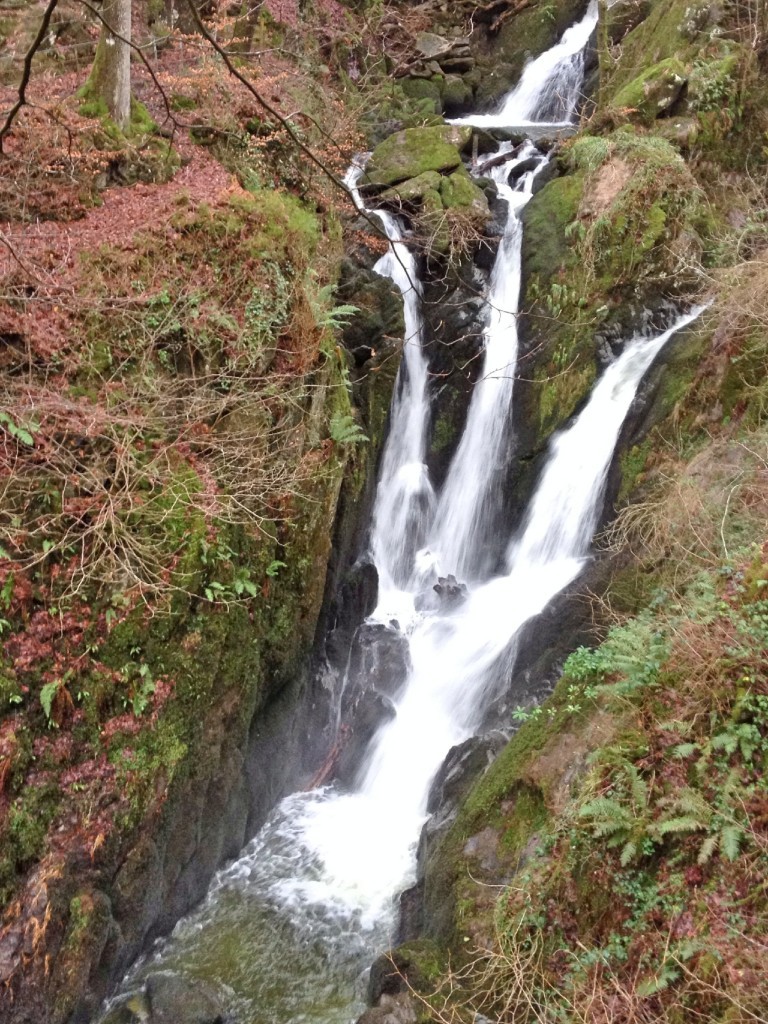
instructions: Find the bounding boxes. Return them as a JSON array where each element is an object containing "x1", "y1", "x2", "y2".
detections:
[{"x1": 332, "y1": 622, "x2": 411, "y2": 787}]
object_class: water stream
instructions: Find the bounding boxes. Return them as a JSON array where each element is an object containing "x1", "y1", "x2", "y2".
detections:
[{"x1": 101, "y1": 7, "x2": 701, "y2": 1022}]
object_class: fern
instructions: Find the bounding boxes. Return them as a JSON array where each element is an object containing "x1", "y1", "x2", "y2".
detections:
[
  {"x1": 673, "y1": 742, "x2": 698, "y2": 759},
  {"x1": 318, "y1": 303, "x2": 360, "y2": 331},
  {"x1": 619, "y1": 840, "x2": 637, "y2": 867},
  {"x1": 627, "y1": 764, "x2": 649, "y2": 810},
  {"x1": 697, "y1": 833, "x2": 719, "y2": 864},
  {"x1": 330, "y1": 412, "x2": 367, "y2": 445},
  {"x1": 656, "y1": 816, "x2": 708, "y2": 836},
  {"x1": 637, "y1": 964, "x2": 680, "y2": 997},
  {"x1": 720, "y1": 824, "x2": 743, "y2": 861}
]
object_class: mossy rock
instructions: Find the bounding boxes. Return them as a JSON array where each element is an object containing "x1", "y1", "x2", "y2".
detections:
[
  {"x1": 418, "y1": 187, "x2": 451, "y2": 254},
  {"x1": 611, "y1": 56, "x2": 688, "y2": 121},
  {"x1": 603, "y1": 0, "x2": 721, "y2": 98},
  {"x1": 439, "y1": 165, "x2": 490, "y2": 220},
  {"x1": 522, "y1": 172, "x2": 585, "y2": 281},
  {"x1": 421, "y1": 669, "x2": 616, "y2": 944},
  {"x1": 380, "y1": 170, "x2": 443, "y2": 204},
  {"x1": 606, "y1": 0, "x2": 652, "y2": 44},
  {"x1": 364, "y1": 125, "x2": 472, "y2": 188},
  {"x1": 440, "y1": 74, "x2": 473, "y2": 113},
  {"x1": 401, "y1": 76, "x2": 442, "y2": 108}
]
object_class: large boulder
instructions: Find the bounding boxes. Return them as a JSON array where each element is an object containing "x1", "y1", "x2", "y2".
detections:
[{"x1": 364, "y1": 126, "x2": 472, "y2": 188}]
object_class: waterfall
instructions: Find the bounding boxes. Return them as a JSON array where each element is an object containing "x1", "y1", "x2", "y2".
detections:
[
  {"x1": 456, "y1": 1, "x2": 599, "y2": 129},
  {"x1": 426, "y1": 142, "x2": 547, "y2": 581},
  {"x1": 344, "y1": 166, "x2": 434, "y2": 600},
  {"x1": 100, "y1": 10, "x2": 699, "y2": 1023}
]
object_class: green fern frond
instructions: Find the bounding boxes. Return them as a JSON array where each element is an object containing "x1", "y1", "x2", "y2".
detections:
[
  {"x1": 620, "y1": 840, "x2": 637, "y2": 866},
  {"x1": 656, "y1": 815, "x2": 708, "y2": 836},
  {"x1": 673, "y1": 742, "x2": 698, "y2": 759},
  {"x1": 698, "y1": 833, "x2": 718, "y2": 864},
  {"x1": 329, "y1": 413, "x2": 368, "y2": 445},
  {"x1": 720, "y1": 824, "x2": 743, "y2": 861}
]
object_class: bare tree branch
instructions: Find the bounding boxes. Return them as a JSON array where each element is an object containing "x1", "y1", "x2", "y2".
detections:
[{"x1": 0, "y1": 0, "x2": 61, "y2": 153}]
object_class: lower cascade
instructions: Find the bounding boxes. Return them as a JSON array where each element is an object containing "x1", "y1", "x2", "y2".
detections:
[{"x1": 100, "y1": 8, "x2": 704, "y2": 1023}]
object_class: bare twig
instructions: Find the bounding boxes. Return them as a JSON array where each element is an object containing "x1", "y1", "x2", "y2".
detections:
[{"x1": 0, "y1": 0, "x2": 61, "y2": 153}]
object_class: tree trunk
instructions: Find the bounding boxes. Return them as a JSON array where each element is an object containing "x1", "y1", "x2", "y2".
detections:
[{"x1": 89, "y1": 0, "x2": 131, "y2": 130}]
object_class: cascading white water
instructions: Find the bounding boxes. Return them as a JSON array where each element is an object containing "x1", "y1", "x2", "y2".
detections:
[
  {"x1": 344, "y1": 166, "x2": 434, "y2": 598},
  {"x1": 100, "y1": 12, "x2": 700, "y2": 1024},
  {"x1": 509, "y1": 308, "x2": 705, "y2": 570},
  {"x1": 455, "y1": 0, "x2": 598, "y2": 128},
  {"x1": 426, "y1": 142, "x2": 547, "y2": 581}
]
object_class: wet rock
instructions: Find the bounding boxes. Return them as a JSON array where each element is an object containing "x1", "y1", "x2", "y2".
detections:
[
  {"x1": 434, "y1": 574, "x2": 468, "y2": 609},
  {"x1": 414, "y1": 573, "x2": 468, "y2": 613},
  {"x1": 475, "y1": 144, "x2": 524, "y2": 175},
  {"x1": 102, "y1": 973, "x2": 235, "y2": 1024},
  {"x1": 334, "y1": 689, "x2": 397, "y2": 787},
  {"x1": 417, "y1": 733, "x2": 507, "y2": 878},
  {"x1": 347, "y1": 622, "x2": 412, "y2": 699},
  {"x1": 507, "y1": 154, "x2": 542, "y2": 185},
  {"x1": 144, "y1": 971, "x2": 234, "y2": 1023},
  {"x1": 426, "y1": 733, "x2": 506, "y2": 817},
  {"x1": 396, "y1": 880, "x2": 425, "y2": 943}
]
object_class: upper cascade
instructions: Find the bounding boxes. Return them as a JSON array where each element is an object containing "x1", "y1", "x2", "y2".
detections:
[{"x1": 453, "y1": 0, "x2": 599, "y2": 128}]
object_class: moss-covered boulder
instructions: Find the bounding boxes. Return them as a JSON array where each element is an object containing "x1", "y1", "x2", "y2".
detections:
[
  {"x1": 400, "y1": 76, "x2": 442, "y2": 109},
  {"x1": 439, "y1": 165, "x2": 489, "y2": 220},
  {"x1": 380, "y1": 170, "x2": 443, "y2": 204},
  {"x1": 611, "y1": 56, "x2": 688, "y2": 121},
  {"x1": 364, "y1": 125, "x2": 472, "y2": 188},
  {"x1": 440, "y1": 74, "x2": 473, "y2": 114}
]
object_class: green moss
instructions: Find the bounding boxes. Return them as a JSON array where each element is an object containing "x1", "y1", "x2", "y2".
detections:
[
  {"x1": 498, "y1": 783, "x2": 549, "y2": 858},
  {"x1": 430, "y1": 410, "x2": 458, "y2": 457},
  {"x1": 618, "y1": 438, "x2": 653, "y2": 502},
  {"x1": 381, "y1": 170, "x2": 443, "y2": 204},
  {"x1": 522, "y1": 173, "x2": 585, "y2": 280},
  {"x1": 401, "y1": 77, "x2": 442, "y2": 107},
  {"x1": 439, "y1": 165, "x2": 490, "y2": 218},
  {"x1": 364, "y1": 125, "x2": 471, "y2": 187},
  {"x1": 536, "y1": 360, "x2": 596, "y2": 438},
  {"x1": 392, "y1": 939, "x2": 447, "y2": 991},
  {"x1": 602, "y1": 0, "x2": 702, "y2": 96},
  {"x1": 611, "y1": 57, "x2": 688, "y2": 121},
  {"x1": 0, "y1": 782, "x2": 61, "y2": 904}
]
